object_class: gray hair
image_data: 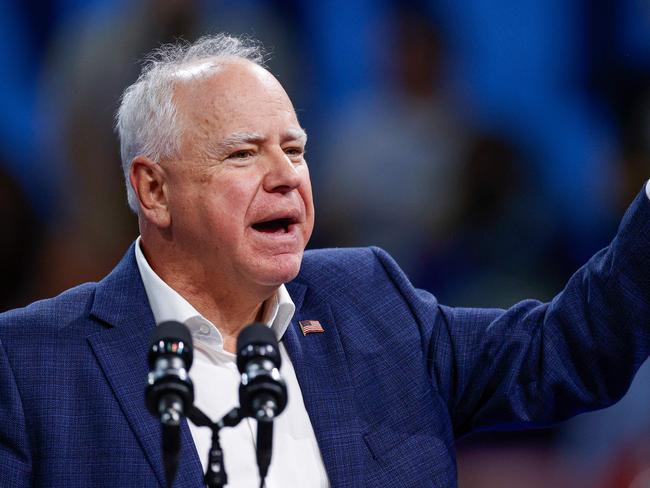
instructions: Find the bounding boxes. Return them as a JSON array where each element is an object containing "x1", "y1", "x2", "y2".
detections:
[{"x1": 115, "y1": 34, "x2": 266, "y2": 213}]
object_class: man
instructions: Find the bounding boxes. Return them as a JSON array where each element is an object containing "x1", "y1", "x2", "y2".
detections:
[{"x1": 1, "y1": 34, "x2": 650, "y2": 488}]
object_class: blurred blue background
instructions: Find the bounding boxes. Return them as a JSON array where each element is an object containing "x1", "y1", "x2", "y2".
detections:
[{"x1": 2, "y1": 0, "x2": 650, "y2": 486}]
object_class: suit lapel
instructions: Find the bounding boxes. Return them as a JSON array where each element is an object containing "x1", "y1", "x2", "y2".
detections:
[
  {"x1": 284, "y1": 281, "x2": 365, "y2": 488},
  {"x1": 86, "y1": 245, "x2": 204, "y2": 488}
]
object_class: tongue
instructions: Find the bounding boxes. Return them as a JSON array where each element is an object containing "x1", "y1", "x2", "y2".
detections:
[{"x1": 252, "y1": 219, "x2": 287, "y2": 233}]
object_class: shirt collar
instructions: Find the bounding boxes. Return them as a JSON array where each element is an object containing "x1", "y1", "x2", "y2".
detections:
[{"x1": 134, "y1": 237, "x2": 295, "y2": 350}]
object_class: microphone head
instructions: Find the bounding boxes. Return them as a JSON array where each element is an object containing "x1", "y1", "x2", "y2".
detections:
[
  {"x1": 146, "y1": 321, "x2": 195, "y2": 420},
  {"x1": 236, "y1": 322, "x2": 281, "y2": 373},
  {"x1": 148, "y1": 321, "x2": 193, "y2": 369}
]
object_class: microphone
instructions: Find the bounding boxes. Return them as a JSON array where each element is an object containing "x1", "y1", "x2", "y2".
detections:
[
  {"x1": 236, "y1": 323, "x2": 287, "y2": 482},
  {"x1": 146, "y1": 321, "x2": 194, "y2": 488}
]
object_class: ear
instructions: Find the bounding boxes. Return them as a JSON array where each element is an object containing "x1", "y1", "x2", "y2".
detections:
[{"x1": 129, "y1": 156, "x2": 171, "y2": 228}]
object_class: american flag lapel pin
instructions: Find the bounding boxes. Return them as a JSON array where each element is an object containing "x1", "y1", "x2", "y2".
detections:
[{"x1": 299, "y1": 320, "x2": 325, "y2": 336}]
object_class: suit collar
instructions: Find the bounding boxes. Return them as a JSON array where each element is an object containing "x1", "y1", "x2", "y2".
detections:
[
  {"x1": 87, "y1": 244, "x2": 204, "y2": 487},
  {"x1": 89, "y1": 243, "x2": 150, "y2": 328}
]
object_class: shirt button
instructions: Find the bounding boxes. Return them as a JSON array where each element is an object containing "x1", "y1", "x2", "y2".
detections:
[{"x1": 199, "y1": 324, "x2": 210, "y2": 334}]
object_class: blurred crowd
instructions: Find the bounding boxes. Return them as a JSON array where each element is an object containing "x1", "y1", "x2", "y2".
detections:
[{"x1": 2, "y1": 0, "x2": 650, "y2": 486}]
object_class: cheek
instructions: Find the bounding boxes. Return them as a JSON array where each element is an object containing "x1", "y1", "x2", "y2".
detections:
[
  {"x1": 300, "y1": 203, "x2": 315, "y2": 246},
  {"x1": 299, "y1": 172, "x2": 315, "y2": 226},
  {"x1": 298, "y1": 165, "x2": 314, "y2": 202},
  {"x1": 207, "y1": 172, "x2": 253, "y2": 210},
  {"x1": 198, "y1": 179, "x2": 258, "y2": 229}
]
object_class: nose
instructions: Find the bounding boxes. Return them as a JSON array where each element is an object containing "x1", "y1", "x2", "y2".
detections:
[{"x1": 263, "y1": 148, "x2": 302, "y2": 194}]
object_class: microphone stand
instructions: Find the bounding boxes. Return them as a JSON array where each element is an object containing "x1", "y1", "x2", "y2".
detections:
[{"x1": 187, "y1": 406, "x2": 244, "y2": 488}]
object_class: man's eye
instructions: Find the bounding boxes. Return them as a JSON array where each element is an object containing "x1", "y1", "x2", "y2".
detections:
[
  {"x1": 229, "y1": 150, "x2": 254, "y2": 160},
  {"x1": 284, "y1": 147, "x2": 305, "y2": 157}
]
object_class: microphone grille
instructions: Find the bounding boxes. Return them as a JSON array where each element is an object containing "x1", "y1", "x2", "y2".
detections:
[
  {"x1": 148, "y1": 321, "x2": 194, "y2": 368},
  {"x1": 236, "y1": 322, "x2": 280, "y2": 372}
]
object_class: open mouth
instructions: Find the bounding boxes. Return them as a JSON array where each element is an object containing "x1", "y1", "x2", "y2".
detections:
[{"x1": 251, "y1": 217, "x2": 296, "y2": 234}]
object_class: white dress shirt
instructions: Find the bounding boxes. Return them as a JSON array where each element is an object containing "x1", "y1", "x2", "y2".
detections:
[{"x1": 135, "y1": 238, "x2": 330, "y2": 487}]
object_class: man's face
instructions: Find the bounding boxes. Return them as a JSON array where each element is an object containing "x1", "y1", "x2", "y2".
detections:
[{"x1": 162, "y1": 60, "x2": 314, "y2": 290}]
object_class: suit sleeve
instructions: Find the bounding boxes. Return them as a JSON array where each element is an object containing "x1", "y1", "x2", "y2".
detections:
[
  {"x1": 372, "y1": 186, "x2": 650, "y2": 438},
  {"x1": 0, "y1": 339, "x2": 33, "y2": 487}
]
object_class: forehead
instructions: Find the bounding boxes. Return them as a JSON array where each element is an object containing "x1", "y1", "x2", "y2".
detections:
[{"x1": 172, "y1": 59, "x2": 298, "y2": 139}]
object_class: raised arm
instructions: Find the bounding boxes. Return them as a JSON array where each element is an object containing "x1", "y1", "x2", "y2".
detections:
[{"x1": 374, "y1": 185, "x2": 650, "y2": 438}]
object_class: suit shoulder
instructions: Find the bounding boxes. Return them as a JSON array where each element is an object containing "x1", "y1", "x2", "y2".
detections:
[
  {"x1": 302, "y1": 246, "x2": 376, "y2": 267},
  {"x1": 0, "y1": 282, "x2": 97, "y2": 335},
  {"x1": 299, "y1": 246, "x2": 406, "y2": 289}
]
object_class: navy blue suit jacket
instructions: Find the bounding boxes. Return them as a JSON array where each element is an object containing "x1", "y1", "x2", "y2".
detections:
[{"x1": 2, "y1": 189, "x2": 650, "y2": 487}]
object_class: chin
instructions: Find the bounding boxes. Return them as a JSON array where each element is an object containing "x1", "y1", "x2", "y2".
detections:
[{"x1": 253, "y1": 252, "x2": 303, "y2": 287}]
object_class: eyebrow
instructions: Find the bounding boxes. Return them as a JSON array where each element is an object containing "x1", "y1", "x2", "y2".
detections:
[
  {"x1": 217, "y1": 132, "x2": 265, "y2": 152},
  {"x1": 215, "y1": 128, "x2": 308, "y2": 154},
  {"x1": 283, "y1": 128, "x2": 308, "y2": 145}
]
